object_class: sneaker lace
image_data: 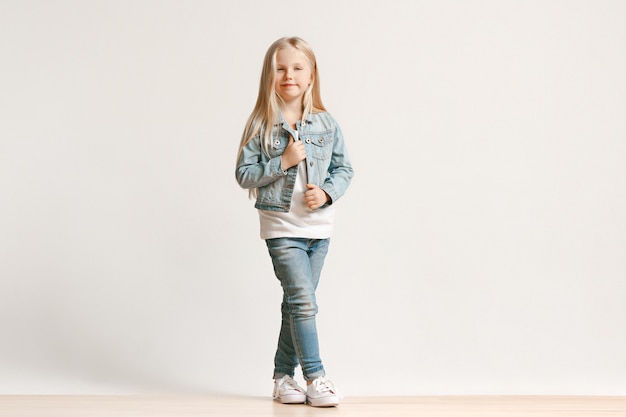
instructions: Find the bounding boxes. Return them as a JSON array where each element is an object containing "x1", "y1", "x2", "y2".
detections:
[
  {"x1": 312, "y1": 376, "x2": 341, "y2": 397},
  {"x1": 280, "y1": 376, "x2": 304, "y2": 393}
]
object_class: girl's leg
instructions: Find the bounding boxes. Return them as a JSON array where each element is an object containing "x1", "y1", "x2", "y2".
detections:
[
  {"x1": 273, "y1": 297, "x2": 299, "y2": 378},
  {"x1": 267, "y1": 238, "x2": 330, "y2": 381}
]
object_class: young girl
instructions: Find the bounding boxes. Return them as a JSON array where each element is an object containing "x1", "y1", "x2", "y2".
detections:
[{"x1": 235, "y1": 37, "x2": 353, "y2": 407}]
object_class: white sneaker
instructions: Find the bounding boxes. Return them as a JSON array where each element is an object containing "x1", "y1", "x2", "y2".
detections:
[
  {"x1": 273, "y1": 375, "x2": 306, "y2": 404},
  {"x1": 306, "y1": 376, "x2": 340, "y2": 407}
]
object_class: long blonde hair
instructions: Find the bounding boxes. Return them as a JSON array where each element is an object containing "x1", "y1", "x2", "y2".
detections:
[{"x1": 237, "y1": 37, "x2": 326, "y2": 160}]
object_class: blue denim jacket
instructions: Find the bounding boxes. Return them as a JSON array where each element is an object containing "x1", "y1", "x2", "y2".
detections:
[{"x1": 236, "y1": 112, "x2": 354, "y2": 212}]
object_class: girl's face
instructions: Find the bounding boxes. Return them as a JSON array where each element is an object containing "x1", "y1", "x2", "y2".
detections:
[{"x1": 274, "y1": 46, "x2": 313, "y2": 106}]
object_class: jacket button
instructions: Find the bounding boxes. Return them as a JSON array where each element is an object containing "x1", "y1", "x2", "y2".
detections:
[
  {"x1": 306, "y1": 138, "x2": 311, "y2": 144},
  {"x1": 310, "y1": 161, "x2": 314, "y2": 167},
  {"x1": 274, "y1": 140, "x2": 280, "y2": 145}
]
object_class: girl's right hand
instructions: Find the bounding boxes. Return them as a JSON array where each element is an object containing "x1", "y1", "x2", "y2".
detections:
[{"x1": 281, "y1": 135, "x2": 306, "y2": 170}]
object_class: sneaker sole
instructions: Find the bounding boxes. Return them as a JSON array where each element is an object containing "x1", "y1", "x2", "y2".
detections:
[
  {"x1": 275, "y1": 395, "x2": 306, "y2": 404},
  {"x1": 307, "y1": 396, "x2": 339, "y2": 407}
]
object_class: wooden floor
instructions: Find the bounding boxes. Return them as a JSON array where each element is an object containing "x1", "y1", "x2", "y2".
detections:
[{"x1": 0, "y1": 395, "x2": 625, "y2": 417}]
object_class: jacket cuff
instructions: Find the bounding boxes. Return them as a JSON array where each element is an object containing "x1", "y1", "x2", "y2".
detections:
[
  {"x1": 269, "y1": 156, "x2": 287, "y2": 177},
  {"x1": 320, "y1": 184, "x2": 337, "y2": 205}
]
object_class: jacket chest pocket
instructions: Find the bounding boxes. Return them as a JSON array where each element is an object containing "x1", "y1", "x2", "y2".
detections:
[
  {"x1": 302, "y1": 134, "x2": 333, "y2": 160},
  {"x1": 267, "y1": 135, "x2": 289, "y2": 158}
]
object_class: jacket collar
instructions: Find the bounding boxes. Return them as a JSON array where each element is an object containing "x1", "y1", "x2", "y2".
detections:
[{"x1": 274, "y1": 112, "x2": 318, "y2": 127}]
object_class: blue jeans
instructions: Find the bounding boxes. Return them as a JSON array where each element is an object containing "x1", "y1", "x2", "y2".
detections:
[{"x1": 266, "y1": 237, "x2": 330, "y2": 381}]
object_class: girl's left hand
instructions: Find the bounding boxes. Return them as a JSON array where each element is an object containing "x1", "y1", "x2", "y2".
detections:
[{"x1": 305, "y1": 184, "x2": 330, "y2": 210}]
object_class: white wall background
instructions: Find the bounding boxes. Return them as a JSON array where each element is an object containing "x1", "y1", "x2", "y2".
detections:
[{"x1": 1, "y1": 0, "x2": 625, "y2": 396}]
